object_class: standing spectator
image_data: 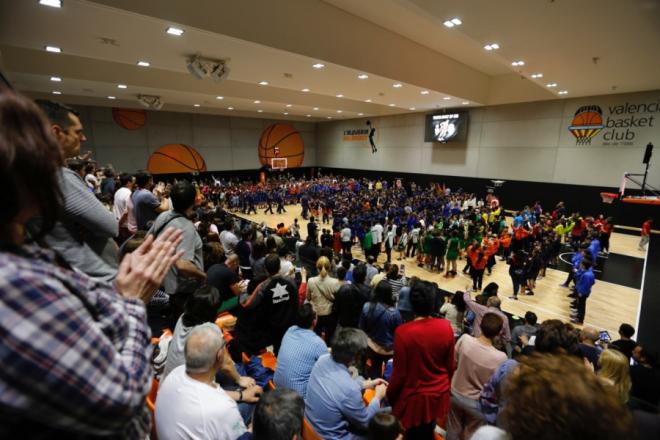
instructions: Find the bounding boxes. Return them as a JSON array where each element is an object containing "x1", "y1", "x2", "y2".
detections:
[
  {"x1": 307, "y1": 216, "x2": 319, "y2": 245},
  {"x1": 113, "y1": 172, "x2": 134, "y2": 244},
  {"x1": 447, "y1": 314, "x2": 507, "y2": 440},
  {"x1": 463, "y1": 291, "x2": 511, "y2": 344},
  {"x1": 35, "y1": 99, "x2": 119, "y2": 282},
  {"x1": 305, "y1": 328, "x2": 387, "y2": 440},
  {"x1": 307, "y1": 256, "x2": 341, "y2": 342},
  {"x1": 273, "y1": 304, "x2": 328, "y2": 399},
  {"x1": 219, "y1": 220, "x2": 239, "y2": 257},
  {"x1": 385, "y1": 264, "x2": 406, "y2": 302},
  {"x1": 100, "y1": 168, "x2": 115, "y2": 196},
  {"x1": 441, "y1": 291, "x2": 467, "y2": 337},
  {"x1": 639, "y1": 217, "x2": 652, "y2": 251},
  {"x1": 132, "y1": 170, "x2": 169, "y2": 231},
  {"x1": 333, "y1": 263, "x2": 371, "y2": 329},
  {"x1": 611, "y1": 323, "x2": 637, "y2": 360},
  {"x1": 359, "y1": 280, "x2": 403, "y2": 378},
  {"x1": 388, "y1": 282, "x2": 455, "y2": 439}
]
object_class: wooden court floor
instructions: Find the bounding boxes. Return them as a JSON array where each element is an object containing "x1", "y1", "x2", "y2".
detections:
[{"x1": 235, "y1": 204, "x2": 642, "y2": 337}]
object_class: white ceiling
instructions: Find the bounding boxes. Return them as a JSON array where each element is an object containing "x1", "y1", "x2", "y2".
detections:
[{"x1": 0, "y1": 0, "x2": 658, "y2": 121}]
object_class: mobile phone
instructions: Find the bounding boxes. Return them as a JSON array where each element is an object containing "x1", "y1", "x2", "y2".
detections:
[{"x1": 599, "y1": 331, "x2": 611, "y2": 342}]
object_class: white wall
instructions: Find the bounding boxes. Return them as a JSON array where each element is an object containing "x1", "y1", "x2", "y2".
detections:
[
  {"x1": 77, "y1": 106, "x2": 316, "y2": 173},
  {"x1": 316, "y1": 90, "x2": 660, "y2": 188}
]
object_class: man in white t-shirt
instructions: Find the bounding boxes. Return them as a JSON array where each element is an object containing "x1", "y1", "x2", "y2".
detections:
[
  {"x1": 156, "y1": 323, "x2": 261, "y2": 440},
  {"x1": 220, "y1": 220, "x2": 239, "y2": 257},
  {"x1": 370, "y1": 221, "x2": 383, "y2": 258},
  {"x1": 113, "y1": 172, "x2": 134, "y2": 242},
  {"x1": 340, "y1": 223, "x2": 352, "y2": 256}
]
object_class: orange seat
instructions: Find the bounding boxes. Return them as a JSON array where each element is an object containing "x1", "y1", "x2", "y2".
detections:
[
  {"x1": 302, "y1": 417, "x2": 323, "y2": 440},
  {"x1": 362, "y1": 388, "x2": 375, "y2": 405},
  {"x1": 261, "y1": 351, "x2": 277, "y2": 370},
  {"x1": 146, "y1": 377, "x2": 160, "y2": 440}
]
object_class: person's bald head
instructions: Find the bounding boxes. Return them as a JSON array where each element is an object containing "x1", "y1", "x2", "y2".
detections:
[
  {"x1": 582, "y1": 327, "x2": 600, "y2": 343},
  {"x1": 185, "y1": 323, "x2": 225, "y2": 374},
  {"x1": 487, "y1": 296, "x2": 501, "y2": 309}
]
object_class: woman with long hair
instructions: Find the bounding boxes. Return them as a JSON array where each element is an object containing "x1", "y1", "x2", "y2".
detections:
[
  {"x1": 440, "y1": 291, "x2": 466, "y2": 337},
  {"x1": 306, "y1": 256, "x2": 340, "y2": 342},
  {"x1": 598, "y1": 349, "x2": 632, "y2": 404},
  {"x1": 386, "y1": 263, "x2": 406, "y2": 303}
]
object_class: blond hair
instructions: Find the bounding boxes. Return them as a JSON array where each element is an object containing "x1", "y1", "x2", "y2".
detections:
[
  {"x1": 316, "y1": 256, "x2": 331, "y2": 278},
  {"x1": 597, "y1": 349, "x2": 631, "y2": 403}
]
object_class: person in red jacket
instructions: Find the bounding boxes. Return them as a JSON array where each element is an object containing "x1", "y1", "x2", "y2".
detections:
[
  {"x1": 600, "y1": 217, "x2": 614, "y2": 254},
  {"x1": 639, "y1": 217, "x2": 652, "y2": 251},
  {"x1": 499, "y1": 229, "x2": 512, "y2": 261},
  {"x1": 468, "y1": 244, "x2": 492, "y2": 292},
  {"x1": 387, "y1": 282, "x2": 455, "y2": 439}
]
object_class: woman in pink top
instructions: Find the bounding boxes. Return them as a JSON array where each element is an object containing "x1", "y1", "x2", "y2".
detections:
[{"x1": 446, "y1": 313, "x2": 507, "y2": 440}]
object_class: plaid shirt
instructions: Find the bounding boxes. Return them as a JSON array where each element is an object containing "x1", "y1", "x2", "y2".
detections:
[{"x1": 0, "y1": 244, "x2": 152, "y2": 439}]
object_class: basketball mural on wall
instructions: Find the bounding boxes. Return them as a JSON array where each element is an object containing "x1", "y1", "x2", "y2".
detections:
[
  {"x1": 568, "y1": 105, "x2": 604, "y2": 145},
  {"x1": 112, "y1": 108, "x2": 147, "y2": 130},
  {"x1": 147, "y1": 144, "x2": 207, "y2": 174},
  {"x1": 258, "y1": 123, "x2": 304, "y2": 168}
]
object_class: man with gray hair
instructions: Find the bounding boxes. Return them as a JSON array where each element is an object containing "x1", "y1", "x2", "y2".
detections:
[
  {"x1": 463, "y1": 290, "x2": 511, "y2": 343},
  {"x1": 305, "y1": 328, "x2": 387, "y2": 439},
  {"x1": 156, "y1": 323, "x2": 262, "y2": 440}
]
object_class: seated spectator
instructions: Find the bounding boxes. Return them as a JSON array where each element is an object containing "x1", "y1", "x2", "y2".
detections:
[
  {"x1": 273, "y1": 304, "x2": 328, "y2": 399},
  {"x1": 472, "y1": 354, "x2": 633, "y2": 440},
  {"x1": 447, "y1": 313, "x2": 507, "y2": 440},
  {"x1": 0, "y1": 90, "x2": 181, "y2": 438},
  {"x1": 368, "y1": 413, "x2": 404, "y2": 440},
  {"x1": 250, "y1": 388, "x2": 305, "y2": 440},
  {"x1": 156, "y1": 324, "x2": 262, "y2": 440},
  {"x1": 440, "y1": 290, "x2": 467, "y2": 337},
  {"x1": 334, "y1": 263, "x2": 371, "y2": 329},
  {"x1": 611, "y1": 323, "x2": 637, "y2": 360},
  {"x1": 388, "y1": 282, "x2": 455, "y2": 438},
  {"x1": 630, "y1": 345, "x2": 660, "y2": 410},
  {"x1": 511, "y1": 311, "x2": 539, "y2": 348},
  {"x1": 207, "y1": 253, "x2": 243, "y2": 312},
  {"x1": 597, "y1": 349, "x2": 631, "y2": 404},
  {"x1": 578, "y1": 327, "x2": 602, "y2": 370},
  {"x1": 306, "y1": 328, "x2": 387, "y2": 440},
  {"x1": 307, "y1": 256, "x2": 341, "y2": 342},
  {"x1": 359, "y1": 280, "x2": 403, "y2": 378}
]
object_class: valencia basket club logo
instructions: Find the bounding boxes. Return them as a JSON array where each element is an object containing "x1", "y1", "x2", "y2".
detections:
[{"x1": 569, "y1": 105, "x2": 604, "y2": 145}]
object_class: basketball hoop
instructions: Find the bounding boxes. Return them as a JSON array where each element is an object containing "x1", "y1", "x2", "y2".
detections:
[
  {"x1": 600, "y1": 192, "x2": 619, "y2": 204},
  {"x1": 271, "y1": 157, "x2": 288, "y2": 171}
]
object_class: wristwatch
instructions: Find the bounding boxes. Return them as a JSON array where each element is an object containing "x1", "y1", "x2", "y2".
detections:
[{"x1": 238, "y1": 389, "x2": 243, "y2": 402}]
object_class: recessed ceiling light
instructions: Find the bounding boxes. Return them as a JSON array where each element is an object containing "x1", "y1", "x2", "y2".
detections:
[
  {"x1": 283, "y1": 112, "x2": 289, "y2": 115},
  {"x1": 306, "y1": 114, "x2": 311, "y2": 117},
  {"x1": 462, "y1": 101, "x2": 470, "y2": 105},
  {"x1": 451, "y1": 18, "x2": 462, "y2": 25},
  {"x1": 409, "y1": 107, "x2": 416, "y2": 111},
  {"x1": 137, "y1": 60, "x2": 150, "y2": 67},
  {"x1": 358, "y1": 74, "x2": 369, "y2": 80},
  {"x1": 166, "y1": 26, "x2": 184, "y2": 36},
  {"x1": 511, "y1": 60, "x2": 525, "y2": 66},
  {"x1": 50, "y1": 76, "x2": 62, "y2": 82},
  {"x1": 546, "y1": 83, "x2": 557, "y2": 88},
  {"x1": 259, "y1": 81, "x2": 269, "y2": 85},
  {"x1": 531, "y1": 73, "x2": 543, "y2": 79},
  {"x1": 443, "y1": 96, "x2": 451, "y2": 100},
  {"x1": 336, "y1": 94, "x2": 344, "y2": 98},
  {"x1": 254, "y1": 100, "x2": 261, "y2": 104},
  {"x1": 301, "y1": 88, "x2": 310, "y2": 92},
  {"x1": 117, "y1": 84, "x2": 127, "y2": 89},
  {"x1": 312, "y1": 63, "x2": 325, "y2": 69},
  {"x1": 327, "y1": 116, "x2": 332, "y2": 119},
  {"x1": 558, "y1": 90, "x2": 568, "y2": 95},
  {"x1": 45, "y1": 45, "x2": 61, "y2": 53},
  {"x1": 216, "y1": 96, "x2": 224, "y2": 100},
  {"x1": 193, "y1": 104, "x2": 200, "y2": 107},
  {"x1": 484, "y1": 43, "x2": 500, "y2": 51},
  {"x1": 365, "y1": 99, "x2": 372, "y2": 102},
  {"x1": 258, "y1": 109, "x2": 263, "y2": 113},
  {"x1": 420, "y1": 90, "x2": 429, "y2": 95},
  {"x1": 39, "y1": 0, "x2": 61, "y2": 8},
  {"x1": 358, "y1": 113, "x2": 364, "y2": 116},
  {"x1": 52, "y1": 90, "x2": 62, "y2": 95},
  {"x1": 286, "y1": 104, "x2": 292, "y2": 108},
  {"x1": 443, "y1": 20, "x2": 455, "y2": 28},
  {"x1": 227, "y1": 106, "x2": 234, "y2": 110},
  {"x1": 313, "y1": 107, "x2": 319, "y2": 111},
  {"x1": 108, "y1": 96, "x2": 116, "y2": 100},
  {"x1": 336, "y1": 110, "x2": 343, "y2": 113},
  {"x1": 389, "y1": 103, "x2": 396, "y2": 107},
  {"x1": 393, "y1": 83, "x2": 403, "y2": 88}
]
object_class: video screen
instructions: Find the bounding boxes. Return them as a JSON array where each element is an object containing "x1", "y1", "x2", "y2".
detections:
[{"x1": 425, "y1": 112, "x2": 468, "y2": 143}]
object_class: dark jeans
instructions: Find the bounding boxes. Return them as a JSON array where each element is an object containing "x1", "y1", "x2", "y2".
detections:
[
  {"x1": 406, "y1": 421, "x2": 436, "y2": 440},
  {"x1": 365, "y1": 347, "x2": 391, "y2": 379},
  {"x1": 576, "y1": 295, "x2": 587, "y2": 322},
  {"x1": 511, "y1": 275, "x2": 525, "y2": 296},
  {"x1": 385, "y1": 245, "x2": 392, "y2": 263},
  {"x1": 314, "y1": 314, "x2": 338, "y2": 344},
  {"x1": 406, "y1": 241, "x2": 417, "y2": 257},
  {"x1": 470, "y1": 268, "x2": 484, "y2": 290},
  {"x1": 564, "y1": 270, "x2": 575, "y2": 286},
  {"x1": 342, "y1": 241, "x2": 352, "y2": 255}
]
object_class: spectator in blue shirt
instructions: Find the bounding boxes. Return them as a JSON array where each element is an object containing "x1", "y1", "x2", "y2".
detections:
[
  {"x1": 273, "y1": 304, "x2": 328, "y2": 399},
  {"x1": 571, "y1": 260, "x2": 596, "y2": 325},
  {"x1": 305, "y1": 328, "x2": 387, "y2": 440}
]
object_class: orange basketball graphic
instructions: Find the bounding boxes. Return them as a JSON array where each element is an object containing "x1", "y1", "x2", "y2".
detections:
[
  {"x1": 258, "y1": 123, "x2": 304, "y2": 168},
  {"x1": 147, "y1": 144, "x2": 207, "y2": 174},
  {"x1": 112, "y1": 108, "x2": 146, "y2": 130},
  {"x1": 568, "y1": 105, "x2": 604, "y2": 145}
]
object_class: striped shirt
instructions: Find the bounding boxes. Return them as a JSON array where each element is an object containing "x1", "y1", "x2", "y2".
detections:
[
  {"x1": 0, "y1": 244, "x2": 152, "y2": 439},
  {"x1": 273, "y1": 326, "x2": 327, "y2": 399}
]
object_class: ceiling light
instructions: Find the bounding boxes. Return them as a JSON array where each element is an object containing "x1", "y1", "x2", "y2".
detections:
[
  {"x1": 166, "y1": 26, "x2": 184, "y2": 36},
  {"x1": 117, "y1": 84, "x2": 127, "y2": 89},
  {"x1": 336, "y1": 110, "x2": 343, "y2": 113},
  {"x1": 258, "y1": 109, "x2": 263, "y2": 113},
  {"x1": 45, "y1": 45, "x2": 61, "y2": 53},
  {"x1": 137, "y1": 60, "x2": 150, "y2": 67},
  {"x1": 409, "y1": 107, "x2": 416, "y2": 111},
  {"x1": 108, "y1": 96, "x2": 116, "y2": 100},
  {"x1": 286, "y1": 104, "x2": 292, "y2": 108},
  {"x1": 313, "y1": 107, "x2": 319, "y2": 111},
  {"x1": 258, "y1": 81, "x2": 268, "y2": 85},
  {"x1": 39, "y1": 0, "x2": 61, "y2": 7},
  {"x1": 327, "y1": 116, "x2": 332, "y2": 119},
  {"x1": 365, "y1": 99, "x2": 372, "y2": 102},
  {"x1": 216, "y1": 96, "x2": 224, "y2": 100},
  {"x1": 52, "y1": 90, "x2": 62, "y2": 95},
  {"x1": 451, "y1": 18, "x2": 462, "y2": 25},
  {"x1": 254, "y1": 100, "x2": 261, "y2": 104},
  {"x1": 443, "y1": 21, "x2": 455, "y2": 28},
  {"x1": 443, "y1": 96, "x2": 451, "y2": 100},
  {"x1": 301, "y1": 88, "x2": 310, "y2": 92},
  {"x1": 484, "y1": 43, "x2": 500, "y2": 51},
  {"x1": 389, "y1": 103, "x2": 396, "y2": 107},
  {"x1": 420, "y1": 90, "x2": 429, "y2": 95},
  {"x1": 193, "y1": 104, "x2": 200, "y2": 107},
  {"x1": 283, "y1": 112, "x2": 289, "y2": 115},
  {"x1": 462, "y1": 101, "x2": 470, "y2": 105},
  {"x1": 336, "y1": 94, "x2": 344, "y2": 98},
  {"x1": 358, "y1": 113, "x2": 364, "y2": 116},
  {"x1": 546, "y1": 83, "x2": 557, "y2": 88},
  {"x1": 558, "y1": 90, "x2": 568, "y2": 95},
  {"x1": 306, "y1": 114, "x2": 311, "y2": 117},
  {"x1": 511, "y1": 60, "x2": 525, "y2": 66},
  {"x1": 312, "y1": 63, "x2": 325, "y2": 69},
  {"x1": 358, "y1": 74, "x2": 369, "y2": 79},
  {"x1": 531, "y1": 73, "x2": 543, "y2": 79},
  {"x1": 393, "y1": 83, "x2": 403, "y2": 88},
  {"x1": 50, "y1": 76, "x2": 62, "y2": 82},
  {"x1": 227, "y1": 106, "x2": 234, "y2": 110}
]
